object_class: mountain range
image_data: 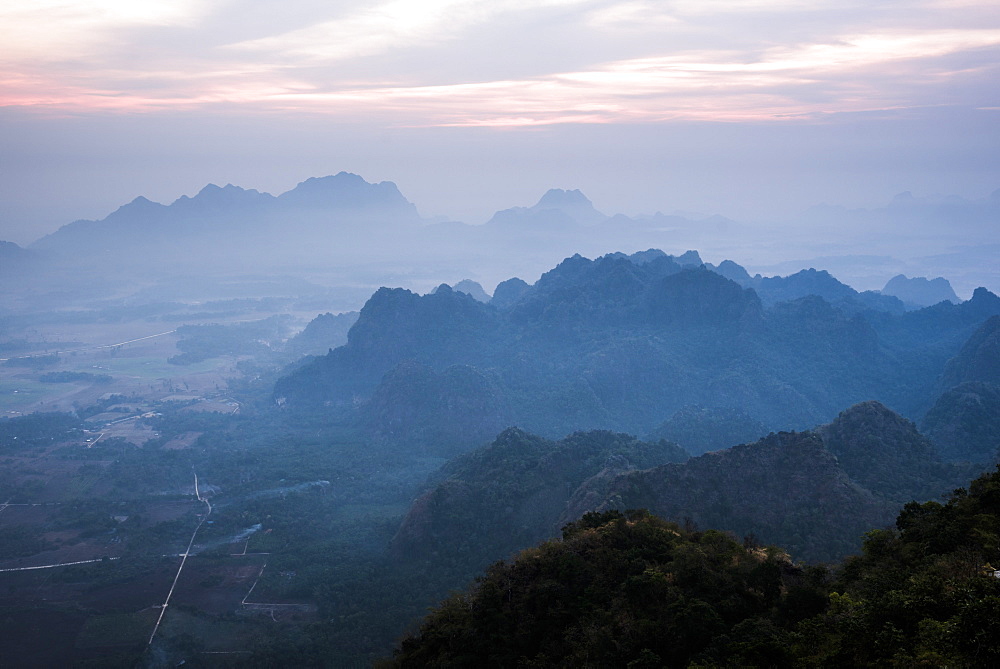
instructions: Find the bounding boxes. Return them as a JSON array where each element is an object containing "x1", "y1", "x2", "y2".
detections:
[
  {"x1": 274, "y1": 249, "x2": 1000, "y2": 439},
  {"x1": 3, "y1": 174, "x2": 997, "y2": 310}
]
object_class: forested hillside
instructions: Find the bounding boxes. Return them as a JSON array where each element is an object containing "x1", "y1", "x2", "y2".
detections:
[
  {"x1": 276, "y1": 252, "x2": 1000, "y2": 443},
  {"x1": 387, "y1": 465, "x2": 1000, "y2": 667},
  {"x1": 391, "y1": 401, "x2": 979, "y2": 580}
]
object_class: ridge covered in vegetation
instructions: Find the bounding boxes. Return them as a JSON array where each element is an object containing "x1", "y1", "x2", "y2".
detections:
[
  {"x1": 276, "y1": 251, "x2": 1000, "y2": 443},
  {"x1": 388, "y1": 464, "x2": 1000, "y2": 667}
]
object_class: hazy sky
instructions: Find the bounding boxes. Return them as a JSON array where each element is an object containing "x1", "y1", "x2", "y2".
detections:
[{"x1": 2, "y1": 0, "x2": 999, "y2": 244}]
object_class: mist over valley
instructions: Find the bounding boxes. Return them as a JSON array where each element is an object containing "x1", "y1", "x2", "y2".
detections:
[{"x1": 1, "y1": 176, "x2": 999, "y2": 664}]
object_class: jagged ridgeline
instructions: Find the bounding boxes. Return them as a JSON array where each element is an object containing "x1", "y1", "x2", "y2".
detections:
[
  {"x1": 384, "y1": 465, "x2": 1000, "y2": 668},
  {"x1": 275, "y1": 250, "x2": 1000, "y2": 444},
  {"x1": 27, "y1": 173, "x2": 422, "y2": 272},
  {"x1": 390, "y1": 402, "x2": 975, "y2": 570}
]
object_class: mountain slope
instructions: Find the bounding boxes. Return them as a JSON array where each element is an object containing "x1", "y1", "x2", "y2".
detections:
[
  {"x1": 387, "y1": 510, "x2": 807, "y2": 669},
  {"x1": 645, "y1": 405, "x2": 769, "y2": 455},
  {"x1": 386, "y1": 465, "x2": 1000, "y2": 668},
  {"x1": 816, "y1": 400, "x2": 960, "y2": 502},
  {"x1": 922, "y1": 382, "x2": 1000, "y2": 464},
  {"x1": 390, "y1": 429, "x2": 688, "y2": 573},
  {"x1": 582, "y1": 431, "x2": 888, "y2": 562},
  {"x1": 941, "y1": 314, "x2": 1000, "y2": 387}
]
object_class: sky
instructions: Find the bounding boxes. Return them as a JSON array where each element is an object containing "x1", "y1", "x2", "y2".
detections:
[{"x1": 2, "y1": 0, "x2": 999, "y2": 245}]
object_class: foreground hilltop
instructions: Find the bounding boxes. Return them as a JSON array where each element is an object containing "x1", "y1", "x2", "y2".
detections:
[{"x1": 387, "y1": 462, "x2": 1000, "y2": 667}]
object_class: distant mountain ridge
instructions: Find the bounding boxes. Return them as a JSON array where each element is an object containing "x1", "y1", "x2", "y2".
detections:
[
  {"x1": 0, "y1": 241, "x2": 35, "y2": 266},
  {"x1": 882, "y1": 274, "x2": 959, "y2": 307},
  {"x1": 705, "y1": 263, "x2": 905, "y2": 313},
  {"x1": 487, "y1": 188, "x2": 608, "y2": 228},
  {"x1": 11, "y1": 176, "x2": 998, "y2": 307},
  {"x1": 28, "y1": 172, "x2": 421, "y2": 271},
  {"x1": 275, "y1": 250, "x2": 1000, "y2": 437}
]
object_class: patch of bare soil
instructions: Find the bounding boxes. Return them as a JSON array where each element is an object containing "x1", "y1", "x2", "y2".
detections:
[{"x1": 162, "y1": 431, "x2": 203, "y2": 450}]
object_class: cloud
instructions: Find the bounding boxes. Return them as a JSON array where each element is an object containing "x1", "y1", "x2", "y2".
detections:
[
  {"x1": 226, "y1": 0, "x2": 593, "y2": 63},
  {"x1": 1, "y1": 1, "x2": 998, "y2": 126},
  {"x1": 0, "y1": 0, "x2": 206, "y2": 59}
]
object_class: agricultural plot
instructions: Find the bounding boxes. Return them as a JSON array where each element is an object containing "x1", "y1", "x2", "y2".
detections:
[{"x1": 0, "y1": 558, "x2": 177, "y2": 666}]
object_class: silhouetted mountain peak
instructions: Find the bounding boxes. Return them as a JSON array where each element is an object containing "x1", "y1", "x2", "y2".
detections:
[
  {"x1": 193, "y1": 182, "x2": 251, "y2": 197},
  {"x1": 541, "y1": 253, "x2": 591, "y2": 281},
  {"x1": 431, "y1": 280, "x2": 490, "y2": 301},
  {"x1": 526, "y1": 188, "x2": 606, "y2": 225},
  {"x1": 277, "y1": 172, "x2": 418, "y2": 216},
  {"x1": 971, "y1": 287, "x2": 1000, "y2": 307},
  {"x1": 491, "y1": 277, "x2": 530, "y2": 309},
  {"x1": 891, "y1": 191, "x2": 915, "y2": 204},
  {"x1": 114, "y1": 195, "x2": 162, "y2": 215},
  {"x1": 756, "y1": 267, "x2": 857, "y2": 305},
  {"x1": 817, "y1": 400, "x2": 945, "y2": 501},
  {"x1": 0, "y1": 241, "x2": 36, "y2": 271},
  {"x1": 451, "y1": 279, "x2": 490, "y2": 302},
  {"x1": 627, "y1": 249, "x2": 668, "y2": 265},
  {"x1": 882, "y1": 274, "x2": 958, "y2": 307},
  {"x1": 99, "y1": 195, "x2": 167, "y2": 223},
  {"x1": 535, "y1": 188, "x2": 592, "y2": 209},
  {"x1": 196, "y1": 183, "x2": 223, "y2": 195},
  {"x1": 171, "y1": 182, "x2": 269, "y2": 212},
  {"x1": 672, "y1": 250, "x2": 703, "y2": 267},
  {"x1": 712, "y1": 259, "x2": 754, "y2": 286}
]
